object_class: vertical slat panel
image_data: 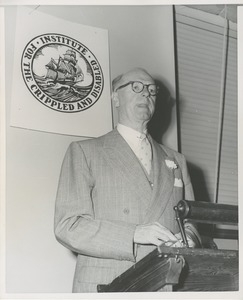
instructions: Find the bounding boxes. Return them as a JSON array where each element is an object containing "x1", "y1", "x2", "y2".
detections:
[
  {"x1": 175, "y1": 8, "x2": 237, "y2": 206},
  {"x1": 218, "y1": 37, "x2": 238, "y2": 204}
]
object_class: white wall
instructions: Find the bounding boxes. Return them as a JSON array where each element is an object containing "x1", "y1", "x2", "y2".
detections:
[{"x1": 5, "y1": 5, "x2": 177, "y2": 293}]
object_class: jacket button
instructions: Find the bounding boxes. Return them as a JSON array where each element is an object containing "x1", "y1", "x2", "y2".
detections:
[{"x1": 123, "y1": 208, "x2": 130, "y2": 215}]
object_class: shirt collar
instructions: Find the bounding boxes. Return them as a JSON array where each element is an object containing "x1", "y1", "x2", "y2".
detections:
[{"x1": 117, "y1": 123, "x2": 147, "y2": 140}]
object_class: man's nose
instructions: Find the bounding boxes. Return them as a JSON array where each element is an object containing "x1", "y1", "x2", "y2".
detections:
[{"x1": 141, "y1": 85, "x2": 150, "y2": 97}]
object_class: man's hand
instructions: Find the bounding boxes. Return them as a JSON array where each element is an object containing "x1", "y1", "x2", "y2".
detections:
[
  {"x1": 175, "y1": 232, "x2": 196, "y2": 248},
  {"x1": 134, "y1": 222, "x2": 179, "y2": 246}
]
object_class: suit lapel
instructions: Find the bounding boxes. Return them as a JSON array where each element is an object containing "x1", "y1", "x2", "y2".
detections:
[
  {"x1": 103, "y1": 129, "x2": 152, "y2": 208},
  {"x1": 143, "y1": 138, "x2": 174, "y2": 223}
]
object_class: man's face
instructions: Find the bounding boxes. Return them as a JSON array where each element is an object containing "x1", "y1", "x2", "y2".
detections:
[{"x1": 114, "y1": 69, "x2": 157, "y2": 126}]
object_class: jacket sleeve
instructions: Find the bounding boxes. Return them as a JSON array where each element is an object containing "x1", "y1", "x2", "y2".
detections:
[{"x1": 54, "y1": 141, "x2": 136, "y2": 262}]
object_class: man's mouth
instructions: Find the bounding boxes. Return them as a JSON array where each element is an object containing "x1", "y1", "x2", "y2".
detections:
[{"x1": 137, "y1": 103, "x2": 149, "y2": 108}]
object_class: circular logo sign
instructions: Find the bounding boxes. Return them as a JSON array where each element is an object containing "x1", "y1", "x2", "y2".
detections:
[{"x1": 21, "y1": 33, "x2": 104, "y2": 113}]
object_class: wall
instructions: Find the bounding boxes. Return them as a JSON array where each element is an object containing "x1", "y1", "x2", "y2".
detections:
[{"x1": 4, "y1": 5, "x2": 177, "y2": 293}]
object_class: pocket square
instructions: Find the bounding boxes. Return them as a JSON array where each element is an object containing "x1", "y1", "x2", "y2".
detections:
[{"x1": 174, "y1": 178, "x2": 183, "y2": 187}]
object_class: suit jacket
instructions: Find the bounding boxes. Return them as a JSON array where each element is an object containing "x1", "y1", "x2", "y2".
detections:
[{"x1": 54, "y1": 128, "x2": 195, "y2": 292}]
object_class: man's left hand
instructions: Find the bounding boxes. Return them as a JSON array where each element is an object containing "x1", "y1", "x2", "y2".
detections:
[{"x1": 174, "y1": 233, "x2": 196, "y2": 248}]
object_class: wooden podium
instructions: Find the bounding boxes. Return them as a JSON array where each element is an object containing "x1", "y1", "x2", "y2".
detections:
[
  {"x1": 98, "y1": 201, "x2": 238, "y2": 292},
  {"x1": 97, "y1": 245, "x2": 238, "y2": 292},
  {"x1": 97, "y1": 246, "x2": 185, "y2": 292}
]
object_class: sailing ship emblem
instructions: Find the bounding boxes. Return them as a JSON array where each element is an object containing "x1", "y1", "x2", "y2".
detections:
[
  {"x1": 21, "y1": 33, "x2": 104, "y2": 113},
  {"x1": 45, "y1": 50, "x2": 84, "y2": 85}
]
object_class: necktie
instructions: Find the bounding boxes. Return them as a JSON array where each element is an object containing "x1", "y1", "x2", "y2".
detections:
[{"x1": 138, "y1": 134, "x2": 152, "y2": 174}]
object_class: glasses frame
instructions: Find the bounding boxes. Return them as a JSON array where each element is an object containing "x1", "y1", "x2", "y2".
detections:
[{"x1": 115, "y1": 81, "x2": 159, "y2": 96}]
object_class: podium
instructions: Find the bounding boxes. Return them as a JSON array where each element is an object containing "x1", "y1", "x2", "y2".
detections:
[
  {"x1": 97, "y1": 246, "x2": 184, "y2": 292},
  {"x1": 98, "y1": 201, "x2": 238, "y2": 292},
  {"x1": 98, "y1": 245, "x2": 238, "y2": 292}
]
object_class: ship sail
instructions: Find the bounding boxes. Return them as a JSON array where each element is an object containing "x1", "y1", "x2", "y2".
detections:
[
  {"x1": 46, "y1": 68, "x2": 58, "y2": 81},
  {"x1": 64, "y1": 50, "x2": 77, "y2": 65}
]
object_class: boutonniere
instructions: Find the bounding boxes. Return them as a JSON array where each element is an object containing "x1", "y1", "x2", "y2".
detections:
[
  {"x1": 165, "y1": 159, "x2": 183, "y2": 187},
  {"x1": 165, "y1": 159, "x2": 178, "y2": 170}
]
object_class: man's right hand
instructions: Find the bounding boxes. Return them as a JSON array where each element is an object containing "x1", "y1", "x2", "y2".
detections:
[{"x1": 133, "y1": 222, "x2": 179, "y2": 247}]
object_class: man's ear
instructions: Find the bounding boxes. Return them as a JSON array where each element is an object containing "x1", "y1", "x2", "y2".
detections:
[{"x1": 112, "y1": 91, "x2": 120, "y2": 108}]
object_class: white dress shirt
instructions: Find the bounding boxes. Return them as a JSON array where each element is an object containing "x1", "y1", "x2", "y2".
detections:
[{"x1": 117, "y1": 123, "x2": 152, "y2": 174}]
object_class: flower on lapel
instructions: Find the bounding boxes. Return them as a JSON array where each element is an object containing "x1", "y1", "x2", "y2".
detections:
[{"x1": 165, "y1": 159, "x2": 178, "y2": 170}]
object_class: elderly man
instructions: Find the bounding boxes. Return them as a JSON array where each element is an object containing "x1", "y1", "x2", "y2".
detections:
[{"x1": 54, "y1": 68, "x2": 200, "y2": 293}]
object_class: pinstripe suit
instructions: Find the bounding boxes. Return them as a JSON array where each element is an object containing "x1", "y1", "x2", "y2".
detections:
[{"x1": 54, "y1": 128, "x2": 194, "y2": 292}]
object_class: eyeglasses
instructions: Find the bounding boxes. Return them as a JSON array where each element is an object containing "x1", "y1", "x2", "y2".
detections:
[{"x1": 115, "y1": 81, "x2": 159, "y2": 96}]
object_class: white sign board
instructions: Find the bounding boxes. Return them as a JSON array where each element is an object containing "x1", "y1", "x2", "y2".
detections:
[{"x1": 10, "y1": 6, "x2": 112, "y2": 137}]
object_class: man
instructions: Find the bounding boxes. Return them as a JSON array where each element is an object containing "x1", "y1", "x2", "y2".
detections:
[{"x1": 54, "y1": 68, "x2": 200, "y2": 293}]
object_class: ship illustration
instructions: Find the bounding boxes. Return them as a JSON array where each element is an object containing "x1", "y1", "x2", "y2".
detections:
[{"x1": 45, "y1": 49, "x2": 84, "y2": 85}]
